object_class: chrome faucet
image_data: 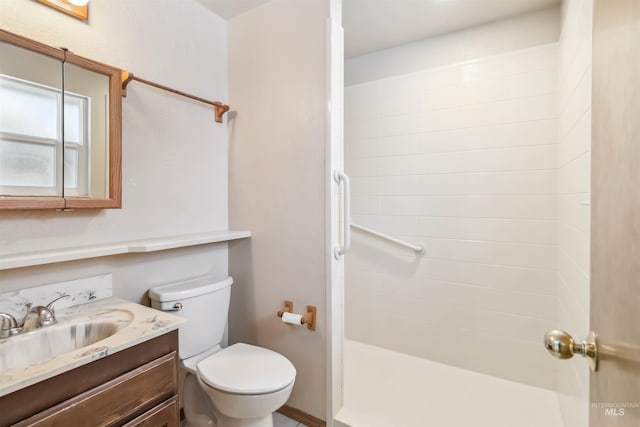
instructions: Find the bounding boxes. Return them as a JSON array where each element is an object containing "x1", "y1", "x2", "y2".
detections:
[
  {"x1": 0, "y1": 313, "x2": 20, "y2": 338},
  {"x1": 21, "y1": 294, "x2": 70, "y2": 333},
  {"x1": 0, "y1": 295, "x2": 71, "y2": 337}
]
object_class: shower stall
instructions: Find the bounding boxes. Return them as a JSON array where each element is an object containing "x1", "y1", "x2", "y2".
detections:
[{"x1": 333, "y1": 1, "x2": 592, "y2": 426}]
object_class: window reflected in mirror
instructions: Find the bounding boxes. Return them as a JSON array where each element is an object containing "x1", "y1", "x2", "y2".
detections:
[
  {"x1": 0, "y1": 41, "x2": 63, "y2": 197},
  {"x1": 64, "y1": 62, "x2": 109, "y2": 199}
]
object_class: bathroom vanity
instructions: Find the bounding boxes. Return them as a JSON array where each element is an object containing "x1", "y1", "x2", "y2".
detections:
[
  {"x1": 1, "y1": 331, "x2": 178, "y2": 427},
  {"x1": 0, "y1": 297, "x2": 184, "y2": 427}
]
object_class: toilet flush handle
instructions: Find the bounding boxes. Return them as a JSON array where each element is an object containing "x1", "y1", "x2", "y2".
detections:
[{"x1": 165, "y1": 302, "x2": 183, "y2": 312}]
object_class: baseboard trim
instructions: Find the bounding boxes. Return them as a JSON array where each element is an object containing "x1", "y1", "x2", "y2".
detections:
[{"x1": 277, "y1": 405, "x2": 326, "y2": 427}]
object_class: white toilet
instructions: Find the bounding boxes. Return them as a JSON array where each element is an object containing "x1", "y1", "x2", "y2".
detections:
[{"x1": 149, "y1": 276, "x2": 296, "y2": 427}]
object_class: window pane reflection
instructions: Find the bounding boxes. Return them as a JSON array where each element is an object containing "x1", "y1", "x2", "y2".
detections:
[
  {"x1": 0, "y1": 139, "x2": 55, "y2": 188},
  {"x1": 0, "y1": 77, "x2": 59, "y2": 140}
]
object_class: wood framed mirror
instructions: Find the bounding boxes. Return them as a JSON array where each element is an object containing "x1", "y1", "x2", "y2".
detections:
[{"x1": 0, "y1": 29, "x2": 122, "y2": 210}]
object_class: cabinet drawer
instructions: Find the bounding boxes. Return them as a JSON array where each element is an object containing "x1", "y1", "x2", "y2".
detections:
[
  {"x1": 17, "y1": 352, "x2": 177, "y2": 427},
  {"x1": 122, "y1": 396, "x2": 179, "y2": 427}
]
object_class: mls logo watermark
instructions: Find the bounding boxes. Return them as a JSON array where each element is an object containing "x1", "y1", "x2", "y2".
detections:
[
  {"x1": 592, "y1": 402, "x2": 640, "y2": 417},
  {"x1": 604, "y1": 408, "x2": 625, "y2": 417}
]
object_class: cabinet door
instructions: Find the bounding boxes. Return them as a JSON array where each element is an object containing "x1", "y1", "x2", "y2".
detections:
[
  {"x1": 15, "y1": 352, "x2": 177, "y2": 427},
  {"x1": 0, "y1": 33, "x2": 64, "y2": 206},
  {"x1": 0, "y1": 29, "x2": 123, "y2": 210},
  {"x1": 122, "y1": 397, "x2": 179, "y2": 427}
]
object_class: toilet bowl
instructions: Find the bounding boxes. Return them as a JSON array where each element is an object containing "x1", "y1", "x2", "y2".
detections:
[
  {"x1": 197, "y1": 343, "x2": 295, "y2": 427},
  {"x1": 149, "y1": 276, "x2": 296, "y2": 427}
]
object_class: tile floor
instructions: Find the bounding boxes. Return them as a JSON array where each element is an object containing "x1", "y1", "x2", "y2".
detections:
[
  {"x1": 274, "y1": 412, "x2": 308, "y2": 427},
  {"x1": 182, "y1": 412, "x2": 306, "y2": 427}
]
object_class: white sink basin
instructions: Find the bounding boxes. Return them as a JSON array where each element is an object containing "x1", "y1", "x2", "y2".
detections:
[{"x1": 0, "y1": 309, "x2": 133, "y2": 372}]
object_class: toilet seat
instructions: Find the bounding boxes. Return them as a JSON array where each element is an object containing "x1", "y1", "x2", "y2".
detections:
[
  {"x1": 181, "y1": 345, "x2": 222, "y2": 374},
  {"x1": 197, "y1": 343, "x2": 296, "y2": 395}
]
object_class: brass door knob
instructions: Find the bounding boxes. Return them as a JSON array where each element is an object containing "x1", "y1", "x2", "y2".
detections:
[{"x1": 543, "y1": 330, "x2": 598, "y2": 371}]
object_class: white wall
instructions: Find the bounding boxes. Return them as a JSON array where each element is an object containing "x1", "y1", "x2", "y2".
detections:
[
  {"x1": 345, "y1": 5, "x2": 560, "y2": 85},
  {"x1": 344, "y1": 20, "x2": 561, "y2": 388},
  {"x1": 227, "y1": 0, "x2": 329, "y2": 420},
  {"x1": 556, "y1": 0, "x2": 592, "y2": 426},
  {"x1": 0, "y1": 0, "x2": 229, "y2": 302}
]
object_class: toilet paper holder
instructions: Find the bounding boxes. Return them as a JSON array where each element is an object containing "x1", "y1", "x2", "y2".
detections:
[{"x1": 277, "y1": 300, "x2": 316, "y2": 331}]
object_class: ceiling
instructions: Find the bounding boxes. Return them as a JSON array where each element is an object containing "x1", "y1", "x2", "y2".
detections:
[
  {"x1": 197, "y1": 0, "x2": 560, "y2": 58},
  {"x1": 197, "y1": 0, "x2": 270, "y2": 20},
  {"x1": 343, "y1": 0, "x2": 560, "y2": 58}
]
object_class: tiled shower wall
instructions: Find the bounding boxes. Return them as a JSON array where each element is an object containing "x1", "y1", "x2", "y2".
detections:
[
  {"x1": 557, "y1": 0, "x2": 592, "y2": 426},
  {"x1": 344, "y1": 44, "x2": 560, "y2": 389}
]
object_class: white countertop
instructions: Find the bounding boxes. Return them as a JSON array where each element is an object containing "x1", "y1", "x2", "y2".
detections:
[{"x1": 0, "y1": 297, "x2": 184, "y2": 397}]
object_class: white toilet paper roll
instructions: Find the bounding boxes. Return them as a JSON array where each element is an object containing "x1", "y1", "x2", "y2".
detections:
[{"x1": 282, "y1": 312, "x2": 303, "y2": 325}]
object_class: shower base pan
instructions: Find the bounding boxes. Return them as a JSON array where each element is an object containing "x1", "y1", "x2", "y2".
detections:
[{"x1": 336, "y1": 339, "x2": 564, "y2": 427}]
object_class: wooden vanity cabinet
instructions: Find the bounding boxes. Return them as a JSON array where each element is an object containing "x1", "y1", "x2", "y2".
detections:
[{"x1": 0, "y1": 330, "x2": 179, "y2": 427}]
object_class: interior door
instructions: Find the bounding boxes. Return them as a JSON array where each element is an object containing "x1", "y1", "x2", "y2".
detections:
[{"x1": 590, "y1": 0, "x2": 640, "y2": 425}]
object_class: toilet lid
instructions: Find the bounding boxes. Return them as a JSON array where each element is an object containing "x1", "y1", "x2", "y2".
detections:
[{"x1": 197, "y1": 343, "x2": 296, "y2": 394}]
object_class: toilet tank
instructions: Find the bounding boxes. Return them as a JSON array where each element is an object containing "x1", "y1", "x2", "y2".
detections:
[{"x1": 149, "y1": 276, "x2": 233, "y2": 360}]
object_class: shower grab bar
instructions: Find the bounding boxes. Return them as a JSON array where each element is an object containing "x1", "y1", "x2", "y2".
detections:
[
  {"x1": 351, "y1": 223, "x2": 426, "y2": 255},
  {"x1": 334, "y1": 170, "x2": 351, "y2": 259}
]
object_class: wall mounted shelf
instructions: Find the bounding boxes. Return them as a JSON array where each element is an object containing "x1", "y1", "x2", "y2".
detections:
[{"x1": 0, "y1": 230, "x2": 251, "y2": 270}]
